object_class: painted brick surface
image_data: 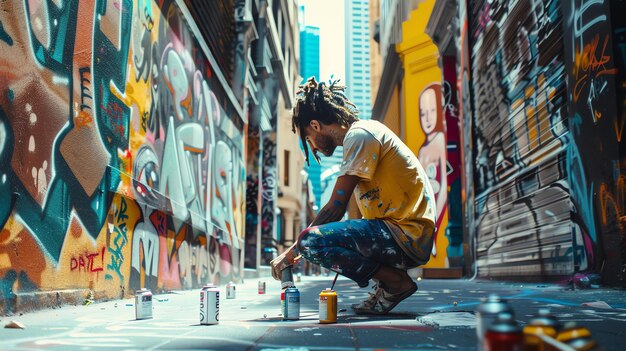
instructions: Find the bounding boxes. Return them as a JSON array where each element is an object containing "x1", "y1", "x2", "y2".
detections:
[{"x1": 0, "y1": 0, "x2": 245, "y2": 314}]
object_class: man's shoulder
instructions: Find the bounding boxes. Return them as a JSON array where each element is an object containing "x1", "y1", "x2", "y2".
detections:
[{"x1": 347, "y1": 120, "x2": 388, "y2": 140}]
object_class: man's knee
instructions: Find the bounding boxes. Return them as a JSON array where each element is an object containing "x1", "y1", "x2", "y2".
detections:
[{"x1": 297, "y1": 226, "x2": 321, "y2": 256}]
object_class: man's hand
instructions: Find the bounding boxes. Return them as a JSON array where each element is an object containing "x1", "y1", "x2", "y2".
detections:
[{"x1": 270, "y1": 244, "x2": 300, "y2": 281}]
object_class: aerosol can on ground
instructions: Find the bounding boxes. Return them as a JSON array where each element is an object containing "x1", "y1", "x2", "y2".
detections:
[
  {"x1": 135, "y1": 288, "x2": 153, "y2": 320},
  {"x1": 476, "y1": 295, "x2": 514, "y2": 350},
  {"x1": 556, "y1": 322, "x2": 599, "y2": 350},
  {"x1": 319, "y1": 288, "x2": 337, "y2": 324},
  {"x1": 283, "y1": 287, "x2": 300, "y2": 320},
  {"x1": 200, "y1": 284, "x2": 219, "y2": 325},
  {"x1": 484, "y1": 312, "x2": 523, "y2": 351},
  {"x1": 226, "y1": 281, "x2": 236, "y2": 299},
  {"x1": 523, "y1": 309, "x2": 561, "y2": 351}
]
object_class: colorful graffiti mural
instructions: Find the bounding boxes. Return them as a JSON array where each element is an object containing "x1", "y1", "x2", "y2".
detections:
[
  {"x1": 245, "y1": 127, "x2": 262, "y2": 269},
  {"x1": 261, "y1": 131, "x2": 278, "y2": 265},
  {"x1": 0, "y1": 0, "x2": 245, "y2": 313},
  {"x1": 468, "y1": 0, "x2": 573, "y2": 278},
  {"x1": 417, "y1": 82, "x2": 449, "y2": 262},
  {"x1": 562, "y1": 0, "x2": 625, "y2": 284}
]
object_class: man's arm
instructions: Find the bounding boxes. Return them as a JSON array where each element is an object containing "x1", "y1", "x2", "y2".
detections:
[
  {"x1": 309, "y1": 174, "x2": 360, "y2": 227},
  {"x1": 270, "y1": 174, "x2": 360, "y2": 280}
]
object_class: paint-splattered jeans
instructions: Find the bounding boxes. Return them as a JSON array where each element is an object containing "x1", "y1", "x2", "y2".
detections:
[{"x1": 297, "y1": 219, "x2": 417, "y2": 288}]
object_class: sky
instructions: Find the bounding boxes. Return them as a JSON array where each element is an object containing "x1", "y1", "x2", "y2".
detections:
[{"x1": 298, "y1": 0, "x2": 346, "y2": 84}]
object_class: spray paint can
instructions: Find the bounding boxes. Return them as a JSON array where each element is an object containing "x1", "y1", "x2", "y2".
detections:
[
  {"x1": 484, "y1": 312, "x2": 523, "y2": 351},
  {"x1": 281, "y1": 267, "x2": 295, "y2": 289},
  {"x1": 135, "y1": 288, "x2": 153, "y2": 320},
  {"x1": 523, "y1": 309, "x2": 560, "y2": 351},
  {"x1": 283, "y1": 287, "x2": 300, "y2": 320},
  {"x1": 258, "y1": 280, "x2": 266, "y2": 294},
  {"x1": 226, "y1": 281, "x2": 236, "y2": 299},
  {"x1": 200, "y1": 284, "x2": 219, "y2": 325},
  {"x1": 281, "y1": 289, "x2": 286, "y2": 316},
  {"x1": 476, "y1": 295, "x2": 514, "y2": 350},
  {"x1": 319, "y1": 288, "x2": 338, "y2": 324},
  {"x1": 280, "y1": 267, "x2": 295, "y2": 316},
  {"x1": 556, "y1": 322, "x2": 599, "y2": 350}
]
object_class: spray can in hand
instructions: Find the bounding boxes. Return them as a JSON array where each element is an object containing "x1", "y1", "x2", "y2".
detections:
[
  {"x1": 281, "y1": 267, "x2": 295, "y2": 289},
  {"x1": 281, "y1": 267, "x2": 295, "y2": 316}
]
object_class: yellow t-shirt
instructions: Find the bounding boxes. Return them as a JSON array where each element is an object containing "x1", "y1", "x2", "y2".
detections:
[{"x1": 339, "y1": 120, "x2": 436, "y2": 265}]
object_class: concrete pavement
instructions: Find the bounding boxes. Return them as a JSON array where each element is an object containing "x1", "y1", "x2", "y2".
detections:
[{"x1": 1, "y1": 275, "x2": 625, "y2": 350}]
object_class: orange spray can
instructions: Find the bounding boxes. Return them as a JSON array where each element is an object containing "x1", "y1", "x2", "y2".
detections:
[
  {"x1": 523, "y1": 309, "x2": 560, "y2": 351},
  {"x1": 556, "y1": 323, "x2": 599, "y2": 350}
]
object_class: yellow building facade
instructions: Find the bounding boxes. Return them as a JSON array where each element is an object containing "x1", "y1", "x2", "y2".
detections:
[{"x1": 397, "y1": 0, "x2": 450, "y2": 268}]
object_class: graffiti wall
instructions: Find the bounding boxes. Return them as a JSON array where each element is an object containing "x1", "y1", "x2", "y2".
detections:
[
  {"x1": 0, "y1": 0, "x2": 246, "y2": 313},
  {"x1": 611, "y1": 0, "x2": 626, "y2": 283},
  {"x1": 562, "y1": 0, "x2": 625, "y2": 284},
  {"x1": 261, "y1": 131, "x2": 277, "y2": 265},
  {"x1": 469, "y1": 0, "x2": 573, "y2": 278}
]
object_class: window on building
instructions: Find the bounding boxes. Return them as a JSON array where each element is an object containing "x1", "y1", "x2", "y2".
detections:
[{"x1": 284, "y1": 150, "x2": 290, "y2": 187}]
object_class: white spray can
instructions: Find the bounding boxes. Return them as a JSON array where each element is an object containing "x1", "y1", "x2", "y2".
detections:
[
  {"x1": 200, "y1": 284, "x2": 219, "y2": 325},
  {"x1": 135, "y1": 288, "x2": 153, "y2": 320},
  {"x1": 226, "y1": 281, "x2": 236, "y2": 299}
]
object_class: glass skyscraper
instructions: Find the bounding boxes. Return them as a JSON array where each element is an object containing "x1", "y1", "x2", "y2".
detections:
[
  {"x1": 300, "y1": 26, "x2": 320, "y2": 83},
  {"x1": 299, "y1": 5, "x2": 347, "y2": 211},
  {"x1": 299, "y1": 17, "x2": 324, "y2": 209},
  {"x1": 345, "y1": 0, "x2": 372, "y2": 120}
]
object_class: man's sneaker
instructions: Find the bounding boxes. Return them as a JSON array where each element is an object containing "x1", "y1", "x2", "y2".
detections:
[{"x1": 351, "y1": 282, "x2": 418, "y2": 315}]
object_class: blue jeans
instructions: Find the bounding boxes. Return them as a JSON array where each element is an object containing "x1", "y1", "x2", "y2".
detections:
[{"x1": 297, "y1": 219, "x2": 417, "y2": 287}]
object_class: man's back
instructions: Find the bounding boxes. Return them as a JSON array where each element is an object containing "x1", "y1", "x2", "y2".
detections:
[{"x1": 339, "y1": 120, "x2": 436, "y2": 263}]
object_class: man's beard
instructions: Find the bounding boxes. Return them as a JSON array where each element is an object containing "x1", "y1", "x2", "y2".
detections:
[{"x1": 318, "y1": 136, "x2": 337, "y2": 157}]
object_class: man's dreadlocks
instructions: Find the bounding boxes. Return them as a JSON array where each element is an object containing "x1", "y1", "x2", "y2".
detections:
[{"x1": 292, "y1": 76, "x2": 359, "y2": 166}]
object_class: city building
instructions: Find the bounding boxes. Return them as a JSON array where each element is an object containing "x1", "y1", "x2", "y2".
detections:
[
  {"x1": 298, "y1": 23, "x2": 323, "y2": 210},
  {"x1": 244, "y1": 0, "x2": 303, "y2": 271},
  {"x1": 345, "y1": 0, "x2": 372, "y2": 121},
  {"x1": 300, "y1": 26, "x2": 321, "y2": 82},
  {"x1": 275, "y1": 0, "x2": 306, "y2": 255}
]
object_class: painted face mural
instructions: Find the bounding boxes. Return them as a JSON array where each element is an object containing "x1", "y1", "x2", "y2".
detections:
[
  {"x1": 419, "y1": 87, "x2": 441, "y2": 136},
  {"x1": 417, "y1": 84, "x2": 448, "y2": 263},
  {"x1": 0, "y1": 0, "x2": 245, "y2": 313}
]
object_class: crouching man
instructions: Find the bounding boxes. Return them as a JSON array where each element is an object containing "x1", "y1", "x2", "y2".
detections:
[{"x1": 271, "y1": 77, "x2": 437, "y2": 315}]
